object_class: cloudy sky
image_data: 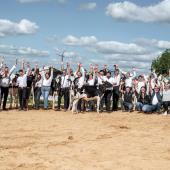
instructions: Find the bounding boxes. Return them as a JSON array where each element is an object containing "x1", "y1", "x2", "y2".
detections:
[{"x1": 0, "y1": 0, "x2": 170, "y2": 73}]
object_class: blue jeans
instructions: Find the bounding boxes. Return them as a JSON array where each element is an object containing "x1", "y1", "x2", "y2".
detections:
[
  {"x1": 136, "y1": 102, "x2": 144, "y2": 111},
  {"x1": 142, "y1": 103, "x2": 161, "y2": 113},
  {"x1": 123, "y1": 102, "x2": 133, "y2": 111},
  {"x1": 34, "y1": 87, "x2": 42, "y2": 109},
  {"x1": 41, "y1": 86, "x2": 51, "y2": 109}
]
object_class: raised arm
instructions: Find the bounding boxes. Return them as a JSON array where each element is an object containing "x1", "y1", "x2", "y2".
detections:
[
  {"x1": 49, "y1": 66, "x2": 53, "y2": 81},
  {"x1": 74, "y1": 62, "x2": 81, "y2": 76},
  {"x1": 9, "y1": 59, "x2": 17, "y2": 76},
  {"x1": 25, "y1": 62, "x2": 31, "y2": 76}
]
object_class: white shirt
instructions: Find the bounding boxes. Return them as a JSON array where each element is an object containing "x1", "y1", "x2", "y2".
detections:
[
  {"x1": 125, "y1": 78, "x2": 133, "y2": 87},
  {"x1": 42, "y1": 69, "x2": 53, "y2": 87},
  {"x1": 61, "y1": 75, "x2": 70, "y2": 88},
  {"x1": 104, "y1": 77, "x2": 114, "y2": 90},
  {"x1": 113, "y1": 74, "x2": 121, "y2": 86},
  {"x1": 77, "y1": 67, "x2": 85, "y2": 89},
  {"x1": 152, "y1": 94, "x2": 158, "y2": 105},
  {"x1": 137, "y1": 81, "x2": 145, "y2": 93},
  {"x1": 1, "y1": 65, "x2": 16, "y2": 87},
  {"x1": 78, "y1": 77, "x2": 85, "y2": 89},
  {"x1": 162, "y1": 89, "x2": 170, "y2": 102},
  {"x1": 97, "y1": 76, "x2": 103, "y2": 85},
  {"x1": 124, "y1": 71, "x2": 136, "y2": 87},
  {"x1": 88, "y1": 79, "x2": 95, "y2": 86},
  {"x1": 17, "y1": 68, "x2": 30, "y2": 88},
  {"x1": 17, "y1": 74, "x2": 28, "y2": 88},
  {"x1": 35, "y1": 79, "x2": 42, "y2": 88}
]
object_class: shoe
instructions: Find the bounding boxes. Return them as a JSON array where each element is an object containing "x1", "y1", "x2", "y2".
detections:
[
  {"x1": 64, "y1": 109, "x2": 67, "y2": 112},
  {"x1": 3, "y1": 108, "x2": 8, "y2": 111},
  {"x1": 55, "y1": 108, "x2": 61, "y2": 111}
]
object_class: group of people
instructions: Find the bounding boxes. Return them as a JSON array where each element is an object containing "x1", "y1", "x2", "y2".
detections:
[{"x1": 0, "y1": 59, "x2": 170, "y2": 115}]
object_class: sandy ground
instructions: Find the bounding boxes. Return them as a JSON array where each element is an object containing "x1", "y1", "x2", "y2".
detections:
[{"x1": 0, "y1": 110, "x2": 170, "y2": 170}]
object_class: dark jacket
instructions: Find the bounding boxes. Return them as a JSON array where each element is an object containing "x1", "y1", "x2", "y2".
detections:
[
  {"x1": 137, "y1": 93, "x2": 151, "y2": 104},
  {"x1": 124, "y1": 92, "x2": 133, "y2": 103}
]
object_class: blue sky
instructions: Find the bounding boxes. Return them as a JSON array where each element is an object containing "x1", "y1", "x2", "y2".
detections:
[{"x1": 0, "y1": 0, "x2": 170, "y2": 73}]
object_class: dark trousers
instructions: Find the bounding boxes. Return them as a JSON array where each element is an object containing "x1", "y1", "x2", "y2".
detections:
[
  {"x1": 112, "y1": 86, "x2": 119, "y2": 111},
  {"x1": 101, "y1": 90, "x2": 112, "y2": 111},
  {"x1": 34, "y1": 87, "x2": 42, "y2": 109},
  {"x1": 18, "y1": 87, "x2": 27, "y2": 109},
  {"x1": 58, "y1": 88, "x2": 70, "y2": 109},
  {"x1": 163, "y1": 101, "x2": 170, "y2": 111},
  {"x1": 77, "y1": 99, "x2": 86, "y2": 112},
  {"x1": 1, "y1": 87, "x2": 9, "y2": 110}
]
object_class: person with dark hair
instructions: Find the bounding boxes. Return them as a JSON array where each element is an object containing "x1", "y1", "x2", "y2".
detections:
[
  {"x1": 0, "y1": 64, "x2": 16, "y2": 110},
  {"x1": 102, "y1": 71, "x2": 114, "y2": 113},
  {"x1": 17, "y1": 65, "x2": 30, "y2": 111},
  {"x1": 122, "y1": 86, "x2": 134, "y2": 112},
  {"x1": 112, "y1": 69, "x2": 121, "y2": 111},
  {"x1": 142, "y1": 85, "x2": 162, "y2": 113},
  {"x1": 136, "y1": 86, "x2": 151, "y2": 112},
  {"x1": 162, "y1": 83, "x2": 170, "y2": 115},
  {"x1": 57, "y1": 69, "x2": 70, "y2": 111},
  {"x1": 41, "y1": 66, "x2": 53, "y2": 109},
  {"x1": 74, "y1": 63, "x2": 85, "y2": 112},
  {"x1": 26, "y1": 69, "x2": 35, "y2": 110}
]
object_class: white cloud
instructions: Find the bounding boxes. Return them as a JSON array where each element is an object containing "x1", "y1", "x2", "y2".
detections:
[
  {"x1": 17, "y1": 0, "x2": 68, "y2": 3},
  {"x1": 79, "y1": 2, "x2": 96, "y2": 11},
  {"x1": 0, "y1": 19, "x2": 38, "y2": 37},
  {"x1": 63, "y1": 35, "x2": 146, "y2": 55},
  {"x1": 95, "y1": 41, "x2": 146, "y2": 55},
  {"x1": 0, "y1": 44, "x2": 49, "y2": 57},
  {"x1": 63, "y1": 35, "x2": 97, "y2": 46},
  {"x1": 106, "y1": 0, "x2": 170, "y2": 23},
  {"x1": 62, "y1": 35, "x2": 168, "y2": 73},
  {"x1": 135, "y1": 38, "x2": 170, "y2": 49}
]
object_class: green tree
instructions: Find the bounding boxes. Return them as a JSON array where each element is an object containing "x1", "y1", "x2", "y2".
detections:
[{"x1": 151, "y1": 49, "x2": 170, "y2": 76}]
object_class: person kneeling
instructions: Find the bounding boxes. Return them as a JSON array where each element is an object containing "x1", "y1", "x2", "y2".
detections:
[
  {"x1": 122, "y1": 86, "x2": 134, "y2": 112},
  {"x1": 142, "y1": 85, "x2": 162, "y2": 114}
]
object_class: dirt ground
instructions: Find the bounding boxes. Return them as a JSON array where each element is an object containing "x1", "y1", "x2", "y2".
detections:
[{"x1": 0, "y1": 110, "x2": 170, "y2": 170}]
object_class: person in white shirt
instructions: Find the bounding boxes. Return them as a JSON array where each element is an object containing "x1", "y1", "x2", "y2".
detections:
[
  {"x1": 125, "y1": 69, "x2": 136, "y2": 87},
  {"x1": 57, "y1": 69, "x2": 70, "y2": 111},
  {"x1": 41, "y1": 66, "x2": 53, "y2": 109},
  {"x1": 102, "y1": 71, "x2": 114, "y2": 112},
  {"x1": 86, "y1": 67, "x2": 97, "y2": 111},
  {"x1": 112, "y1": 69, "x2": 121, "y2": 111},
  {"x1": 162, "y1": 83, "x2": 170, "y2": 115},
  {"x1": 142, "y1": 85, "x2": 162, "y2": 113},
  {"x1": 136, "y1": 75, "x2": 146, "y2": 94},
  {"x1": 0, "y1": 64, "x2": 16, "y2": 110},
  {"x1": 74, "y1": 63, "x2": 85, "y2": 112},
  {"x1": 17, "y1": 66, "x2": 30, "y2": 111}
]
